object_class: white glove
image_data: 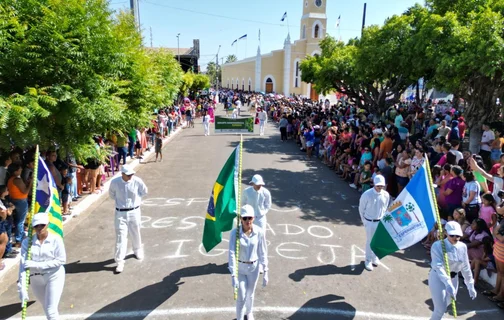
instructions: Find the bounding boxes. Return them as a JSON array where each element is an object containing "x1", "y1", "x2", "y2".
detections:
[
  {"x1": 231, "y1": 276, "x2": 238, "y2": 289},
  {"x1": 445, "y1": 283, "x2": 456, "y2": 300},
  {"x1": 262, "y1": 271, "x2": 269, "y2": 287},
  {"x1": 467, "y1": 284, "x2": 477, "y2": 300},
  {"x1": 17, "y1": 281, "x2": 29, "y2": 302},
  {"x1": 24, "y1": 260, "x2": 38, "y2": 269}
]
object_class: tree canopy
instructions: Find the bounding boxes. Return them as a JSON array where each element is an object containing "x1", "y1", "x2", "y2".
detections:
[{"x1": 0, "y1": 0, "x2": 183, "y2": 160}]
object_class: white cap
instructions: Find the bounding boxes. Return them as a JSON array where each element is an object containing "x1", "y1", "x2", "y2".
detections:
[
  {"x1": 445, "y1": 221, "x2": 463, "y2": 237},
  {"x1": 249, "y1": 174, "x2": 265, "y2": 186},
  {"x1": 121, "y1": 165, "x2": 136, "y2": 176},
  {"x1": 32, "y1": 213, "x2": 50, "y2": 227},
  {"x1": 241, "y1": 204, "x2": 255, "y2": 218},
  {"x1": 373, "y1": 175, "x2": 386, "y2": 187}
]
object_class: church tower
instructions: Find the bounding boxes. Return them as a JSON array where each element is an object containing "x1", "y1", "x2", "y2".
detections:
[{"x1": 300, "y1": 0, "x2": 327, "y2": 56}]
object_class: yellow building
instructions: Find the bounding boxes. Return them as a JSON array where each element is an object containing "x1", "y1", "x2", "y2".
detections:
[{"x1": 221, "y1": 0, "x2": 327, "y2": 100}]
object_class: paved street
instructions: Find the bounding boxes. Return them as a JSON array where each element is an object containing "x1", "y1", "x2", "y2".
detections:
[{"x1": 1, "y1": 109, "x2": 503, "y2": 320}]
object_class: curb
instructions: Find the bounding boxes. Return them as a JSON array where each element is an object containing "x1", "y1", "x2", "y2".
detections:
[{"x1": 0, "y1": 124, "x2": 184, "y2": 286}]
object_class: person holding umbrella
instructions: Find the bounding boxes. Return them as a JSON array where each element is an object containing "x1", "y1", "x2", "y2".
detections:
[
  {"x1": 18, "y1": 213, "x2": 66, "y2": 319},
  {"x1": 428, "y1": 221, "x2": 477, "y2": 320},
  {"x1": 228, "y1": 205, "x2": 268, "y2": 320}
]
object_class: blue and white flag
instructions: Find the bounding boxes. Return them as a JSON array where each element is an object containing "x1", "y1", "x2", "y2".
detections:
[
  {"x1": 281, "y1": 12, "x2": 287, "y2": 21},
  {"x1": 336, "y1": 15, "x2": 341, "y2": 28},
  {"x1": 231, "y1": 39, "x2": 237, "y2": 46},
  {"x1": 370, "y1": 160, "x2": 437, "y2": 259},
  {"x1": 238, "y1": 34, "x2": 247, "y2": 40}
]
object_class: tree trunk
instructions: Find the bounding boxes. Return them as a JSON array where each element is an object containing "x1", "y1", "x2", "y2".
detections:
[
  {"x1": 415, "y1": 80, "x2": 420, "y2": 105},
  {"x1": 468, "y1": 126, "x2": 481, "y2": 155}
]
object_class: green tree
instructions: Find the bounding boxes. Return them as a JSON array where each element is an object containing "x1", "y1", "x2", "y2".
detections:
[
  {"x1": 191, "y1": 74, "x2": 211, "y2": 92},
  {"x1": 206, "y1": 61, "x2": 221, "y2": 87},
  {"x1": 225, "y1": 54, "x2": 238, "y2": 63}
]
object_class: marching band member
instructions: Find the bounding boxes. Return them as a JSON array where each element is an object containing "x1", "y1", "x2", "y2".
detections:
[
  {"x1": 228, "y1": 205, "x2": 268, "y2": 320},
  {"x1": 18, "y1": 213, "x2": 66, "y2": 320},
  {"x1": 428, "y1": 221, "x2": 477, "y2": 320}
]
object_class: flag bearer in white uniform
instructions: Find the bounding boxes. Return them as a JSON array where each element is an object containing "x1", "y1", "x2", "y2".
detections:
[
  {"x1": 228, "y1": 205, "x2": 268, "y2": 320},
  {"x1": 257, "y1": 107, "x2": 268, "y2": 136},
  {"x1": 242, "y1": 174, "x2": 272, "y2": 237},
  {"x1": 428, "y1": 221, "x2": 476, "y2": 320},
  {"x1": 358, "y1": 175, "x2": 390, "y2": 271},
  {"x1": 109, "y1": 165, "x2": 148, "y2": 273},
  {"x1": 18, "y1": 213, "x2": 66, "y2": 320}
]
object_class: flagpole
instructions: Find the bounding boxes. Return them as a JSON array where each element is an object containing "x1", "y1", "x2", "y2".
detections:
[
  {"x1": 234, "y1": 135, "x2": 244, "y2": 300},
  {"x1": 245, "y1": 37, "x2": 248, "y2": 59},
  {"x1": 21, "y1": 145, "x2": 40, "y2": 320},
  {"x1": 424, "y1": 154, "x2": 457, "y2": 318},
  {"x1": 286, "y1": 13, "x2": 291, "y2": 36}
]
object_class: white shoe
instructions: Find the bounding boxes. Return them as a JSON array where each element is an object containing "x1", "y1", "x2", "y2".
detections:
[
  {"x1": 135, "y1": 251, "x2": 144, "y2": 261},
  {"x1": 372, "y1": 259, "x2": 379, "y2": 267},
  {"x1": 246, "y1": 313, "x2": 254, "y2": 320},
  {"x1": 349, "y1": 183, "x2": 357, "y2": 189},
  {"x1": 364, "y1": 261, "x2": 373, "y2": 271},
  {"x1": 116, "y1": 262, "x2": 124, "y2": 273}
]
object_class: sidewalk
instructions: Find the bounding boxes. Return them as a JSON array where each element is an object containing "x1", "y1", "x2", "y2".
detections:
[{"x1": 0, "y1": 124, "x2": 184, "y2": 286}]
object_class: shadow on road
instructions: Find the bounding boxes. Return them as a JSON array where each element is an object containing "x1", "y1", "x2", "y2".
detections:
[
  {"x1": 288, "y1": 263, "x2": 365, "y2": 282},
  {"x1": 85, "y1": 262, "x2": 228, "y2": 320},
  {"x1": 285, "y1": 294, "x2": 356, "y2": 319},
  {"x1": 0, "y1": 301, "x2": 34, "y2": 319},
  {"x1": 65, "y1": 255, "x2": 135, "y2": 274}
]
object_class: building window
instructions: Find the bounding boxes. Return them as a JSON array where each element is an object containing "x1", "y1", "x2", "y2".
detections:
[
  {"x1": 302, "y1": 25, "x2": 306, "y2": 39},
  {"x1": 294, "y1": 61, "x2": 300, "y2": 88},
  {"x1": 242, "y1": 79, "x2": 245, "y2": 91},
  {"x1": 227, "y1": 79, "x2": 230, "y2": 88},
  {"x1": 248, "y1": 79, "x2": 251, "y2": 92},
  {"x1": 314, "y1": 24, "x2": 320, "y2": 38}
]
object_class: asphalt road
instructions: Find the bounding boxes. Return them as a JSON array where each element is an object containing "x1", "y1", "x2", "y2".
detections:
[{"x1": 1, "y1": 108, "x2": 503, "y2": 320}]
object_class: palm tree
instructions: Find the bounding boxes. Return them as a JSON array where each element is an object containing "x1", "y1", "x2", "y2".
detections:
[
  {"x1": 225, "y1": 54, "x2": 238, "y2": 63},
  {"x1": 383, "y1": 214, "x2": 398, "y2": 234}
]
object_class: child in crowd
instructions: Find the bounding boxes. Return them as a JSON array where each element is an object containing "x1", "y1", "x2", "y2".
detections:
[
  {"x1": 480, "y1": 193, "x2": 497, "y2": 229},
  {"x1": 423, "y1": 218, "x2": 447, "y2": 251},
  {"x1": 155, "y1": 132, "x2": 163, "y2": 162},
  {"x1": 471, "y1": 236, "x2": 496, "y2": 287},
  {"x1": 452, "y1": 208, "x2": 471, "y2": 234},
  {"x1": 467, "y1": 218, "x2": 492, "y2": 261},
  {"x1": 359, "y1": 161, "x2": 372, "y2": 193},
  {"x1": 61, "y1": 167, "x2": 72, "y2": 215}
]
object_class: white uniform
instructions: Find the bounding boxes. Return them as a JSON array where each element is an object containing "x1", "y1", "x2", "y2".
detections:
[
  {"x1": 236, "y1": 100, "x2": 242, "y2": 116},
  {"x1": 428, "y1": 239, "x2": 475, "y2": 320},
  {"x1": 19, "y1": 233, "x2": 66, "y2": 320},
  {"x1": 203, "y1": 114, "x2": 210, "y2": 136},
  {"x1": 109, "y1": 175, "x2": 148, "y2": 266},
  {"x1": 358, "y1": 187, "x2": 390, "y2": 264},
  {"x1": 228, "y1": 226, "x2": 268, "y2": 320},
  {"x1": 257, "y1": 111, "x2": 267, "y2": 136},
  {"x1": 242, "y1": 186, "x2": 272, "y2": 235}
]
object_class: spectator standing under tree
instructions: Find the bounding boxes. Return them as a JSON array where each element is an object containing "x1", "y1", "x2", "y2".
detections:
[
  {"x1": 480, "y1": 124, "x2": 495, "y2": 170},
  {"x1": 155, "y1": 132, "x2": 163, "y2": 162},
  {"x1": 7, "y1": 163, "x2": 31, "y2": 248},
  {"x1": 278, "y1": 115, "x2": 288, "y2": 141}
]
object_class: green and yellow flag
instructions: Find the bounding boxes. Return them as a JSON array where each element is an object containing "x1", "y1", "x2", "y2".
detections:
[{"x1": 202, "y1": 144, "x2": 241, "y2": 252}]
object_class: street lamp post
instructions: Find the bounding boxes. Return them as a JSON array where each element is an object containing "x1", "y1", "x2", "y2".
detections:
[{"x1": 177, "y1": 33, "x2": 181, "y2": 63}]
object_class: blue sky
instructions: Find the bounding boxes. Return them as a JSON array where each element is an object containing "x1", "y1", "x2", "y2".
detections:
[{"x1": 109, "y1": 0, "x2": 423, "y2": 70}]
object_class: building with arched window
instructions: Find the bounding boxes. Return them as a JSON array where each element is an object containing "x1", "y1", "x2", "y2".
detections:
[{"x1": 222, "y1": 0, "x2": 327, "y2": 100}]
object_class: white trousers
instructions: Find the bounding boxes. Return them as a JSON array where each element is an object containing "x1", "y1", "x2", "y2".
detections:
[
  {"x1": 259, "y1": 120, "x2": 266, "y2": 135},
  {"x1": 254, "y1": 215, "x2": 267, "y2": 239},
  {"x1": 364, "y1": 220, "x2": 379, "y2": 263},
  {"x1": 236, "y1": 261, "x2": 260, "y2": 320},
  {"x1": 115, "y1": 209, "x2": 143, "y2": 264},
  {"x1": 30, "y1": 267, "x2": 65, "y2": 320},
  {"x1": 204, "y1": 122, "x2": 210, "y2": 136},
  {"x1": 429, "y1": 270, "x2": 459, "y2": 320}
]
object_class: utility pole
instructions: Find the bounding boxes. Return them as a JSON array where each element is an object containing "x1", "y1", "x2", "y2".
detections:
[
  {"x1": 150, "y1": 26, "x2": 153, "y2": 47},
  {"x1": 361, "y1": 3, "x2": 367, "y2": 37},
  {"x1": 216, "y1": 45, "x2": 221, "y2": 89},
  {"x1": 221, "y1": 57, "x2": 224, "y2": 65},
  {"x1": 130, "y1": 0, "x2": 140, "y2": 31},
  {"x1": 177, "y1": 33, "x2": 181, "y2": 63}
]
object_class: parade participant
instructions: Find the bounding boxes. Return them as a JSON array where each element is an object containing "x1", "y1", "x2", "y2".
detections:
[
  {"x1": 235, "y1": 99, "x2": 242, "y2": 116},
  {"x1": 18, "y1": 213, "x2": 66, "y2": 320},
  {"x1": 428, "y1": 221, "x2": 477, "y2": 320},
  {"x1": 358, "y1": 174, "x2": 390, "y2": 271},
  {"x1": 228, "y1": 205, "x2": 268, "y2": 320},
  {"x1": 257, "y1": 107, "x2": 268, "y2": 136},
  {"x1": 242, "y1": 174, "x2": 272, "y2": 237},
  {"x1": 202, "y1": 110, "x2": 211, "y2": 136},
  {"x1": 109, "y1": 165, "x2": 148, "y2": 273}
]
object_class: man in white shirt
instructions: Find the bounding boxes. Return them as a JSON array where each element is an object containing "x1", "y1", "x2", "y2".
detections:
[
  {"x1": 257, "y1": 107, "x2": 268, "y2": 136},
  {"x1": 242, "y1": 175, "x2": 272, "y2": 237},
  {"x1": 235, "y1": 100, "x2": 242, "y2": 116},
  {"x1": 480, "y1": 124, "x2": 495, "y2": 169},
  {"x1": 109, "y1": 165, "x2": 148, "y2": 273},
  {"x1": 358, "y1": 175, "x2": 390, "y2": 271}
]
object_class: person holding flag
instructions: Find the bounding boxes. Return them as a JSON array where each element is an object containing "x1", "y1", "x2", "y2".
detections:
[
  {"x1": 358, "y1": 175, "x2": 390, "y2": 271},
  {"x1": 428, "y1": 221, "x2": 476, "y2": 320},
  {"x1": 228, "y1": 204, "x2": 268, "y2": 320},
  {"x1": 18, "y1": 212, "x2": 66, "y2": 320}
]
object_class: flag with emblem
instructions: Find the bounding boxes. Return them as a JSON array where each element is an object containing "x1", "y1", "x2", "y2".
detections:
[
  {"x1": 34, "y1": 157, "x2": 64, "y2": 239},
  {"x1": 370, "y1": 160, "x2": 436, "y2": 259},
  {"x1": 202, "y1": 144, "x2": 241, "y2": 252}
]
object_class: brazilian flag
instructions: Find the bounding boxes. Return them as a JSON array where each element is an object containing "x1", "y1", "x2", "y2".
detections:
[{"x1": 202, "y1": 144, "x2": 240, "y2": 252}]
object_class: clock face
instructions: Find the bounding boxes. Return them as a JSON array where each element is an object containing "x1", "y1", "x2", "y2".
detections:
[{"x1": 315, "y1": 0, "x2": 322, "y2": 7}]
